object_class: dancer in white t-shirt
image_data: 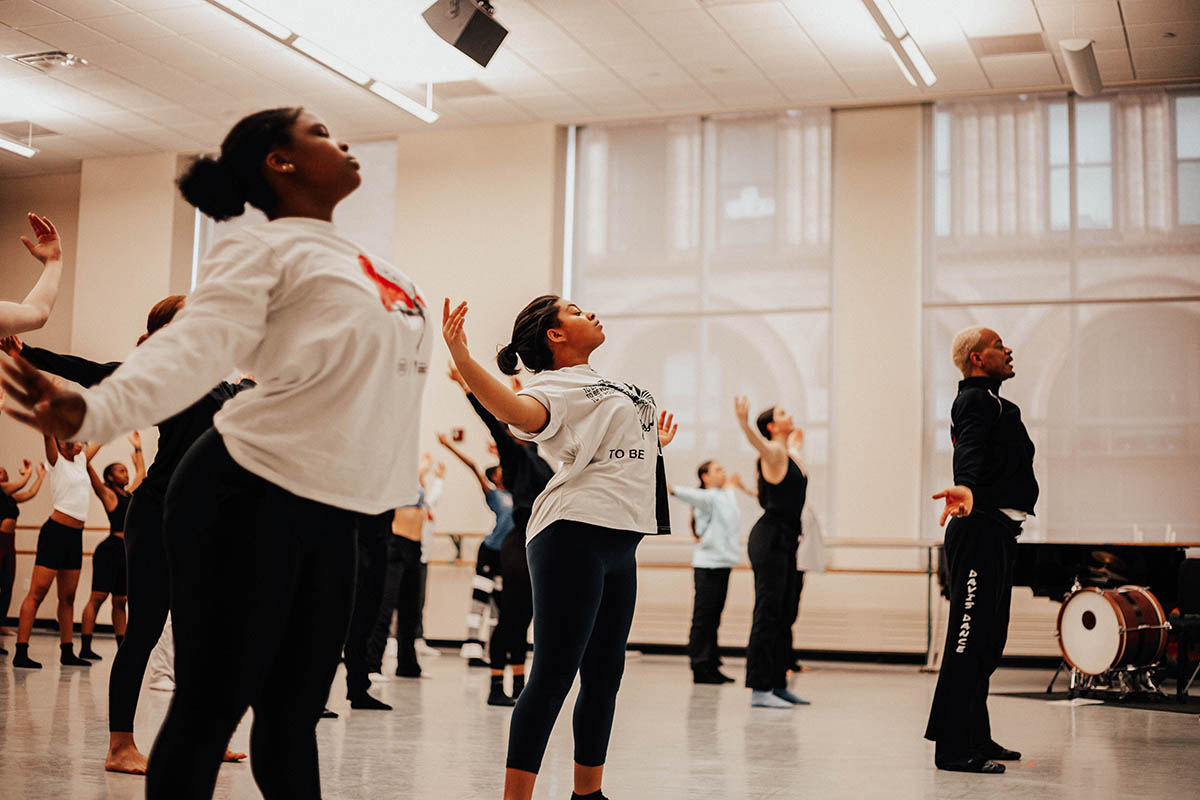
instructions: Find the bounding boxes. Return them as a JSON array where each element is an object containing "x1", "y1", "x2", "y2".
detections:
[{"x1": 443, "y1": 294, "x2": 677, "y2": 800}]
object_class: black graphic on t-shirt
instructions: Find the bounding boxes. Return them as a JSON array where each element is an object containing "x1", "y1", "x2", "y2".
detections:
[{"x1": 582, "y1": 380, "x2": 656, "y2": 438}]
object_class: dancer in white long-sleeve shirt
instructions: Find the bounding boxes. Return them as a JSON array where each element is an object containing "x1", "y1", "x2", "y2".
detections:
[{"x1": 1, "y1": 107, "x2": 430, "y2": 800}]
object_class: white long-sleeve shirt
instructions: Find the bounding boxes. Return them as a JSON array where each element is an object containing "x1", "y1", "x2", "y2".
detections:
[
  {"x1": 671, "y1": 486, "x2": 741, "y2": 569},
  {"x1": 76, "y1": 217, "x2": 431, "y2": 515}
]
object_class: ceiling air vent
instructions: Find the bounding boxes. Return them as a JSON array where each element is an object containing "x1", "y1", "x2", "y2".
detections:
[
  {"x1": 969, "y1": 34, "x2": 1049, "y2": 57},
  {"x1": 7, "y1": 50, "x2": 90, "y2": 72},
  {"x1": 0, "y1": 122, "x2": 58, "y2": 138}
]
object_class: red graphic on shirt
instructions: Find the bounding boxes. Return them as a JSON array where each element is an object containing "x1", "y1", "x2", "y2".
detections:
[{"x1": 359, "y1": 254, "x2": 425, "y2": 316}]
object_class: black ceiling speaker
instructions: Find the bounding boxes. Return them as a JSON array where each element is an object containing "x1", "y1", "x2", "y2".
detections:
[{"x1": 422, "y1": 0, "x2": 509, "y2": 68}]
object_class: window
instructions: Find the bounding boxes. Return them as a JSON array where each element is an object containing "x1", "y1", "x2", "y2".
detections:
[
  {"x1": 924, "y1": 91, "x2": 1200, "y2": 542},
  {"x1": 570, "y1": 111, "x2": 833, "y2": 542}
]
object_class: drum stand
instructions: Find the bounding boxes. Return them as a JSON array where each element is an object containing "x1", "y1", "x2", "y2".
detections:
[{"x1": 1063, "y1": 664, "x2": 1167, "y2": 700}]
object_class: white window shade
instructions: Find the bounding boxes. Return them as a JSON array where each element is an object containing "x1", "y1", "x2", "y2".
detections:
[
  {"x1": 571, "y1": 111, "x2": 833, "y2": 545},
  {"x1": 923, "y1": 90, "x2": 1200, "y2": 544}
]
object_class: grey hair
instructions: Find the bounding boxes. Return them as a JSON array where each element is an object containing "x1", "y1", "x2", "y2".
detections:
[{"x1": 951, "y1": 326, "x2": 988, "y2": 377}]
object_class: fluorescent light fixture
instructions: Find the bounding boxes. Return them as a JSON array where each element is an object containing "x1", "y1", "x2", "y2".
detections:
[
  {"x1": 0, "y1": 135, "x2": 37, "y2": 158},
  {"x1": 859, "y1": 0, "x2": 936, "y2": 88},
  {"x1": 200, "y1": 0, "x2": 440, "y2": 124},
  {"x1": 368, "y1": 82, "x2": 440, "y2": 123},
  {"x1": 209, "y1": 0, "x2": 291, "y2": 40},
  {"x1": 887, "y1": 47, "x2": 917, "y2": 87},
  {"x1": 293, "y1": 36, "x2": 371, "y2": 84},
  {"x1": 874, "y1": 0, "x2": 907, "y2": 38},
  {"x1": 899, "y1": 35, "x2": 936, "y2": 86}
]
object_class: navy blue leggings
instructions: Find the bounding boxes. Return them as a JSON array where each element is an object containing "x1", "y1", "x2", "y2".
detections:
[{"x1": 506, "y1": 520, "x2": 642, "y2": 774}]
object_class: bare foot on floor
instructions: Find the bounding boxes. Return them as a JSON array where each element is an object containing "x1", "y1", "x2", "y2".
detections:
[
  {"x1": 105, "y1": 744, "x2": 149, "y2": 775},
  {"x1": 224, "y1": 749, "x2": 247, "y2": 762}
]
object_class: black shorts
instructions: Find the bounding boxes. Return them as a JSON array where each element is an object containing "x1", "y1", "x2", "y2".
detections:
[
  {"x1": 34, "y1": 519, "x2": 83, "y2": 571},
  {"x1": 92, "y1": 534, "x2": 127, "y2": 596}
]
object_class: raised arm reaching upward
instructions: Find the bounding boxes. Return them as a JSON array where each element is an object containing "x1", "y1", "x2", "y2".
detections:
[
  {"x1": 437, "y1": 432, "x2": 492, "y2": 497},
  {"x1": 0, "y1": 214, "x2": 65, "y2": 337},
  {"x1": 442, "y1": 299, "x2": 549, "y2": 435},
  {"x1": 43, "y1": 433, "x2": 58, "y2": 466},
  {"x1": 128, "y1": 431, "x2": 146, "y2": 492},
  {"x1": 733, "y1": 396, "x2": 788, "y2": 484},
  {"x1": 86, "y1": 457, "x2": 119, "y2": 513},
  {"x1": 11, "y1": 463, "x2": 45, "y2": 502},
  {"x1": 0, "y1": 459, "x2": 32, "y2": 494}
]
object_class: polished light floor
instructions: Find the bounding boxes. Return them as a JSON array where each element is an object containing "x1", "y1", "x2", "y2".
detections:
[{"x1": 1, "y1": 632, "x2": 1197, "y2": 799}]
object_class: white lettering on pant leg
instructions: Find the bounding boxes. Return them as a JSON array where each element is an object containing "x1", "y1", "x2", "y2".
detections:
[{"x1": 956, "y1": 569, "x2": 981, "y2": 653}]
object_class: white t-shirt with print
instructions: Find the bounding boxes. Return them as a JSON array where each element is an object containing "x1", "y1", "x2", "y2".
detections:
[
  {"x1": 512, "y1": 364, "x2": 660, "y2": 542},
  {"x1": 76, "y1": 218, "x2": 431, "y2": 515}
]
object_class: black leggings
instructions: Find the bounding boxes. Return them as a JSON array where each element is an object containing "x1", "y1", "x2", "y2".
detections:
[
  {"x1": 108, "y1": 490, "x2": 170, "y2": 733},
  {"x1": 146, "y1": 429, "x2": 359, "y2": 800},
  {"x1": 493, "y1": 508, "x2": 534, "y2": 667},
  {"x1": 0, "y1": 530, "x2": 15, "y2": 625},
  {"x1": 745, "y1": 517, "x2": 798, "y2": 691},
  {"x1": 367, "y1": 535, "x2": 424, "y2": 674},
  {"x1": 345, "y1": 510, "x2": 391, "y2": 697},
  {"x1": 506, "y1": 520, "x2": 641, "y2": 774}
]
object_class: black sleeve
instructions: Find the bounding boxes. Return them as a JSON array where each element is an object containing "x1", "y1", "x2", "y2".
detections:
[
  {"x1": 951, "y1": 389, "x2": 998, "y2": 497},
  {"x1": 466, "y1": 392, "x2": 521, "y2": 461},
  {"x1": 20, "y1": 345, "x2": 120, "y2": 388}
]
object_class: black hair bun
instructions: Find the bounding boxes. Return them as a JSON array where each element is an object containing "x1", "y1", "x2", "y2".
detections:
[
  {"x1": 177, "y1": 155, "x2": 246, "y2": 222},
  {"x1": 496, "y1": 344, "x2": 521, "y2": 376}
]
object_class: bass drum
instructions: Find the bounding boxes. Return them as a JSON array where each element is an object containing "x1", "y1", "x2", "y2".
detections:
[{"x1": 1057, "y1": 585, "x2": 1167, "y2": 676}]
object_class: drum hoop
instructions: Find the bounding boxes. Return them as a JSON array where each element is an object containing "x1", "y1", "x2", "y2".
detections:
[{"x1": 1117, "y1": 585, "x2": 1168, "y2": 664}]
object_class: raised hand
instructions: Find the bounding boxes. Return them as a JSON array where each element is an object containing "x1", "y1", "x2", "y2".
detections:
[
  {"x1": 436, "y1": 432, "x2": 452, "y2": 448},
  {"x1": 18, "y1": 458, "x2": 31, "y2": 477},
  {"x1": 442, "y1": 298, "x2": 470, "y2": 363},
  {"x1": 932, "y1": 486, "x2": 974, "y2": 527},
  {"x1": 0, "y1": 354, "x2": 85, "y2": 440},
  {"x1": 36, "y1": 463, "x2": 46, "y2": 477},
  {"x1": 435, "y1": 461, "x2": 447, "y2": 479},
  {"x1": 657, "y1": 410, "x2": 678, "y2": 448},
  {"x1": 21, "y1": 214, "x2": 61, "y2": 266},
  {"x1": 0, "y1": 336, "x2": 20, "y2": 357},
  {"x1": 128, "y1": 431, "x2": 141, "y2": 449},
  {"x1": 728, "y1": 473, "x2": 743, "y2": 489},
  {"x1": 734, "y1": 395, "x2": 750, "y2": 426}
]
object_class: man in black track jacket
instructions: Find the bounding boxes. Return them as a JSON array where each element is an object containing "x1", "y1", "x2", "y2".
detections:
[{"x1": 925, "y1": 326, "x2": 1038, "y2": 775}]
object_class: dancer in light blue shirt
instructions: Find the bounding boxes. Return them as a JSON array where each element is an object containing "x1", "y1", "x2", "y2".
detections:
[{"x1": 670, "y1": 460, "x2": 751, "y2": 684}]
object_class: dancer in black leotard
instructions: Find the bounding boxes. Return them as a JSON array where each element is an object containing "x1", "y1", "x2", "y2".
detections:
[
  {"x1": 77, "y1": 433, "x2": 145, "y2": 660},
  {"x1": 2, "y1": 306, "x2": 252, "y2": 774},
  {"x1": 0, "y1": 459, "x2": 46, "y2": 651},
  {"x1": 734, "y1": 397, "x2": 810, "y2": 709},
  {"x1": 448, "y1": 363, "x2": 554, "y2": 704}
]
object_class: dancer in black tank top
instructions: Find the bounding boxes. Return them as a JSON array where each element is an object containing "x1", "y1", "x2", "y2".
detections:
[
  {"x1": 78, "y1": 434, "x2": 146, "y2": 660},
  {"x1": 0, "y1": 459, "x2": 46, "y2": 651},
  {"x1": 735, "y1": 397, "x2": 811, "y2": 708}
]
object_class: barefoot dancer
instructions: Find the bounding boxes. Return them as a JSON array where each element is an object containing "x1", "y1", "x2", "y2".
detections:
[
  {"x1": 3, "y1": 310, "x2": 252, "y2": 775},
  {"x1": 78, "y1": 433, "x2": 145, "y2": 660},
  {"x1": 0, "y1": 459, "x2": 46, "y2": 650},
  {"x1": 444, "y1": 294, "x2": 676, "y2": 800}
]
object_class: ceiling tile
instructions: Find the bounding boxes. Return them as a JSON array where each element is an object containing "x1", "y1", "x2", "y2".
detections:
[
  {"x1": 1119, "y1": 0, "x2": 1200, "y2": 26},
  {"x1": 1094, "y1": 47, "x2": 1134, "y2": 80},
  {"x1": 75, "y1": 40, "x2": 158, "y2": 69},
  {"x1": 511, "y1": 46, "x2": 602, "y2": 72},
  {"x1": 979, "y1": 51, "x2": 1063, "y2": 86},
  {"x1": 0, "y1": 0, "x2": 68, "y2": 28},
  {"x1": 1072, "y1": 1, "x2": 1122, "y2": 28},
  {"x1": 84, "y1": 12, "x2": 175, "y2": 42},
  {"x1": 0, "y1": 25, "x2": 52, "y2": 52},
  {"x1": 707, "y1": 2, "x2": 798, "y2": 32},
  {"x1": 549, "y1": 67, "x2": 628, "y2": 92},
  {"x1": 838, "y1": 67, "x2": 924, "y2": 98},
  {"x1": 635, "y1": 8, "x2": 725, "y2": 37},
  {"x1": 507, "y1": 91, "x2": 590, "y2": 116},
  {"x1": 951, "y1": 0, "x2": 1044, "y2": 37},
  {"x1": 1066, "y1": 25, "x2": 1131, "y2": 51},
  {"x1": 20, "y1": 20, "x2": 115, "y2": 50},
  {"x1": 1131, "y1": 43, "x2": 1200, "y2": 78},
  {"x1": 1125, "y1": 21, "x2": 1200, "y2": 48},
  {"x1": 608, "y1": 60, "x2": 693, "y2": 87},
  {"x1": 701, "y1": 77, "x2": 786, "y2": 105},
  {"x1": 723, "y1": 25, "x2": 821, "y2": 58},
  {"x1": 611, "y1": 0, "x2": 700, "y2": 13},
  {"x1": 35, "y1": 0, "x2": 130, "y2": 20},
  {"x1": 587, "y1": 40, "x2": 673, "y2": 65},
  {"x1": 142, "y1": 5, "x2": 241, "y2": 36},
  {"x1": 924, "y1": 59, "x2": 993, "y2": 92}
]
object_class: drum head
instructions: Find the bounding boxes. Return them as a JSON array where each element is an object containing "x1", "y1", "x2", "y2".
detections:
[{"x1": 1059, "y1": 589, "x2": 1120, "y2": 675}]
